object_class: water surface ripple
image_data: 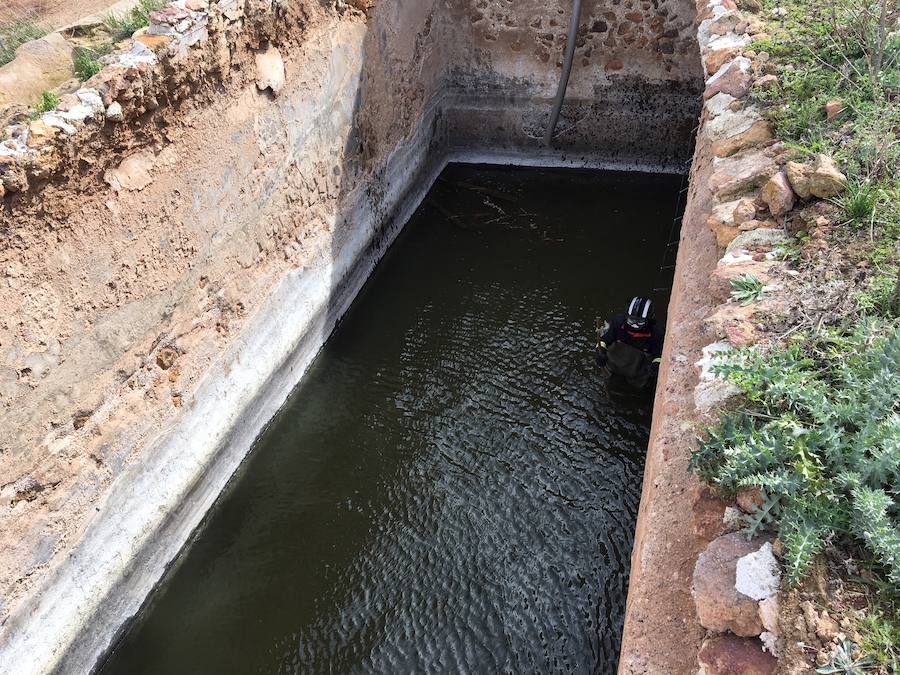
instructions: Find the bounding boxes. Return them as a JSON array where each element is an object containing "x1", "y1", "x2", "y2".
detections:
[{"x1": 99, "y1": 165, "x2": 681, "y2": 675}]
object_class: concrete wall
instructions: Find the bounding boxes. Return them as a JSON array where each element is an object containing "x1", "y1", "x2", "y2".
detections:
[{"x1": 0, "y1": 0, "x2": 702, "y2": 672}]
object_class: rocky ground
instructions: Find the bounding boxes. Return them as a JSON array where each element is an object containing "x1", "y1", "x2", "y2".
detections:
[{"x1": 682, "y1": 0, "x2": 898, "y2": 671}]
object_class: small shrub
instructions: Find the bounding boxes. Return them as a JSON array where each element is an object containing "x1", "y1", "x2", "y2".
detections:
[
  {"x1": 0, "y1": 20, "x2": 48, "y2": 66},
  {"x1": 74, "y1": 48, "x2": 104, "y2": 82},
  {"x1": 690, "y1": 321, "x2": 900, "y2": 585},
  {"x1": 730, "y1": 274, "x2": 766, "y2": 306}
]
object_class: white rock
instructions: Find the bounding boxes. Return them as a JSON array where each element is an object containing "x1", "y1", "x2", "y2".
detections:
[
  {"x1": 105, "y1": 102, "x2": 124, "y2": 122},
  {"x1": 706, "y1": 107, "x2": 762, "y2": 141},
  {"x1": 218, "y1": 0, "x2": 244, "y2": 20},
  {"x1": 760, "y1": 631, "x2": 779, "y2": 655},
  {"x1": 735, "y1": 541, "x2": 781, "y2": 600},
  {"x1": 705, "y1": 92, "x2": 737, "y2": 116},
  {"x1": 76, "y1": 88, "x2": 105, "y2": 112},
  {"x1": 118, "y1": 41, "x2": 157, "y2": 68},
  {"x1": 706, "y1": 32, "x2": 752, "y2": 53},
  {"x1": 697, "y1": 5, "x2": 732, "y2": 44},
  {"x1": 696, "y1": 342, "x2": 733, "y2": 381},
  {"x1": 695, "y1": 378, "x2": 742, "y2": 412},
  {"x1": 255, "y1": 46, "x2": 285, "y2": 95},
  {"x1": 694, "y1": 342, "x2": 741, "y2": 412},
  {"x1": 41, "y1": 113, "x2": 77, "y2": 135}
]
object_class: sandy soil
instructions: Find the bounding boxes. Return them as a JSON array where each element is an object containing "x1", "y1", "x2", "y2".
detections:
[{"x1": 0, "y1": 0, "x2": 127, "y2": 31}]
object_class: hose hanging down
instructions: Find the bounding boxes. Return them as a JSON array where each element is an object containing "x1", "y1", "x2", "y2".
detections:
[{"x1": 543, "y1": 0, "x2": 584, "y2": 146}]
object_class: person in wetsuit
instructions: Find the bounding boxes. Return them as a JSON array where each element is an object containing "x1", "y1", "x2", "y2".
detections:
[{"x1": 595, "y1": 297, "x2": 664, "y2": 390}]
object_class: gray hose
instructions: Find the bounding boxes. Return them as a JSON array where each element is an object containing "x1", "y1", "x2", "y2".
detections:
[{"x1": 544, "y1": 0, "x2": 584, "y2": 146}]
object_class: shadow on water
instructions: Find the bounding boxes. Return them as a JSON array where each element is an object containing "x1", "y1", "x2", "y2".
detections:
[{"x1": 98, "y1": 164, "x2": 682, "y2": 675}]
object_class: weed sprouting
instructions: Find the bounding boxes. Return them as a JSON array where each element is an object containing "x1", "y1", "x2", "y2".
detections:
[
  {"x1": 841, "y1": 182, "x2": 879, "y2": 228},
  {"x1": 36, "y1": 90, "x2": 58, "y2": 113},
  {"x1": 730, "y1": 274, "x2": 766, "y2": 306},
  {"x1": 74, "y1": 47, "x2": 108, "y2": 82},
  {"x1": 103, "y1": 0, "x2": 166, "y2": 41}
]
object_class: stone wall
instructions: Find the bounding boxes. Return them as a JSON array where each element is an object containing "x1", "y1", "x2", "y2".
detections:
[
  {"x1": 620, "y1": 0, "x2": 852, "y2": 671},
  {"x1": 0, "y1": 0, "x2": 702, "y2": 673}
]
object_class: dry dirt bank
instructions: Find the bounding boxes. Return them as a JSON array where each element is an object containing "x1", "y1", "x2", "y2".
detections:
[{"x1": 1, "y1": 0, "x2": 703, "y2": 672}]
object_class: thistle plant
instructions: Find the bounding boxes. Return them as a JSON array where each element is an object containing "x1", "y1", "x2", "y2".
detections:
[{"x1": 690, "y1": 320, "x2": 900, "y2": 585}]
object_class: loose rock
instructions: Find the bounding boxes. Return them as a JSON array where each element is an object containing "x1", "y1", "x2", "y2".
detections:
[
  {"x1": 698, "y1": 634, "x2": 777, "y2": 675},
  {"x1": 785, "y1": 160, "x2": 812, "y2": 199},
  {"x1": 705, "y1": 57, "x2": 753, "y2": 100},
  {"x1": 693, "y1": 532, "x2": 769, "y2": 636},
  {"x1": 156, "y1": 347, "x2": 179, "y2": 370},
  {"x1": 753, "y1": 74, "x2": 778, "y2": 91},
  {"x1": 711, "y1": 148, "x2": 779, "y2": 200},
  {"x1": 758, "y1": 594, "x2": 780, "y2": 635},
  {"x1": 808, "y1": 154, "x2": 847, "y2": 198},
  {"x1": 105, "y1": 102, "x2": 125, "y2": 123},
  {"x1": 760, "y1": 171, "x2": 795, "y2": 217},
  {"x1": 815, "y1": 611, "x2": 841, "y2": 642},
  {"x1": 255, "y1": 46, "x2": 286, "y2": 95},
  {"x1": 725, "y1": 227, "x2": 786, "y2": 255},
  {"x1": 824, "y1": 99, "x2": 844, "y2": 121},
  {"x1": 736, "y1": 486, "x2": 763, "y2": 512}
]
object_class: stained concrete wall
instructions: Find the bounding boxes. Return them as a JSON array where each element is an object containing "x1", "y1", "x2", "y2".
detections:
[{"x1": 0, "y1": 0, "x2": 702, "y2": 672}]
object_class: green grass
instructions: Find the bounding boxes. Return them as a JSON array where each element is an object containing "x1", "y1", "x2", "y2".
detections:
[
  {"x1": 857, "y1": 604, "x2": 899, "y2": 673},
  {"x1": 0, "y1": 19, "x2": 49, "y2": 66},
  {"x1": 103, "y1": 0, "x2": 167, "y2": 41},
  {"x1": 751, "y1": 0, "x2": 899, "y2": 261},
  {"x1": 841, "y1": 181, "x2": 879, "y2": 228},
  {"x1": 74, "y1": 47, "x2": 105, "y2": 82}
]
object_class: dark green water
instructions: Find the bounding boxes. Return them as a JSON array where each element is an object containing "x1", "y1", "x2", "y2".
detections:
[{"x1": 99, "y1": 165, "x2": 681, "y2": 675}]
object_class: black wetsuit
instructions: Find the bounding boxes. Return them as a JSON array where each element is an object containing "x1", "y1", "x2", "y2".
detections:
[{"x1": 595, "y1": 313, "x2": 664, "y2": 376}]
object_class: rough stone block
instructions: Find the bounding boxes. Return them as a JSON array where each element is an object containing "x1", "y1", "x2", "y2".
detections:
[
  {"x1": 698, "y1": 634, "x2": 777, "y2": 675},
  {"x1": 693, "y1": 532, "x2": 770, "y2": 636}
]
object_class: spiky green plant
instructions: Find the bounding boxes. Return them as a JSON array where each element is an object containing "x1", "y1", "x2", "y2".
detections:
[
  {"x1": 816, "y1": 640, "x2": 877, "y2": 674},
  {"x1": 730, "y1": 273, "x2": 766, "y2": 306},
  {"x1": 690, "y1": 321, "x2": 900, "y2": 585}
]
